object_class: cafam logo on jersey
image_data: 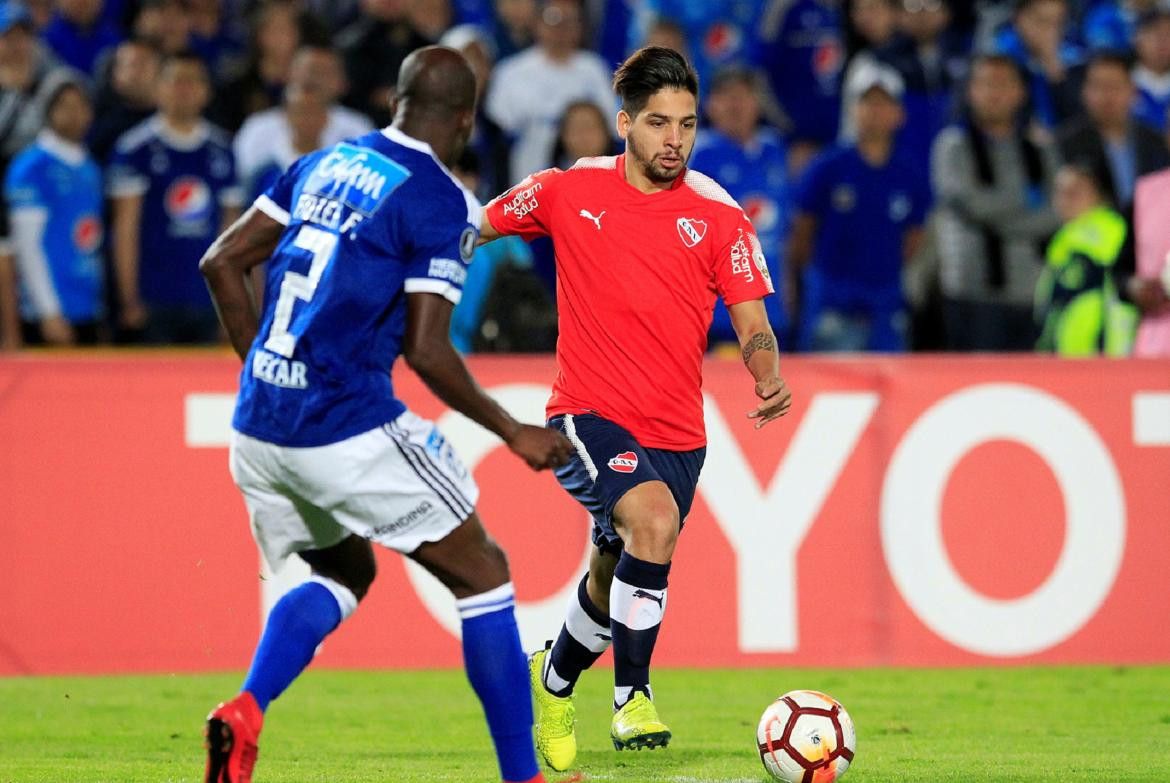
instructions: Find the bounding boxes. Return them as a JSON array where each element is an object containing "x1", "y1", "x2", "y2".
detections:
[
  {"x1": 677, "y1": 217, "x2": 708, "y2": 248},
  {"x1": 304, "y1": 143, "x2": 410, "y2": 216}
]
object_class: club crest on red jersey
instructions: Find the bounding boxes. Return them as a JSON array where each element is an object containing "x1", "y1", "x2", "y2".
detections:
[
  {"x1": 607, "y1": 451, "x2": 639, "y2": 473},
  {"x1": 677, "y1": 217, "x2": 708, "y2": 248}
]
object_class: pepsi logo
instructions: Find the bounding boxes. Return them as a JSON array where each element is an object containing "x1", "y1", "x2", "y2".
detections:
[
  {"x1": 813, "y1": 40, "x2": 843, "y2": 79},
  {"x1": 703, "y1": 22, "x2": 743, "y2": 61},
  {"x1": 72, "y1": 215, "x2": 102, "y2": 253},
  {"x1": 607, "y1": 451, "x2": 639, "y2": 474},
  {"x1": 677, "y1": 217, "x2": 708, "y2": 248},
  {"x1": 743, "y1": 195, "x2": 780, "y2": 233},
  {"x1": 165, "y1": 176, "x2": 211, "y2": 220}
]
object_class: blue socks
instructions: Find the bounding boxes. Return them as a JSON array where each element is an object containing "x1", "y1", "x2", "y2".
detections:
[
  {"x1": 610, "y1": 552, "x2": 669, "y2": 708},
  {"x1": 241, "y1": 576, "x2": 356, "y2": 711},
  {"x1": 457, "y1": 583, "x2": 538, "y2": 783}
]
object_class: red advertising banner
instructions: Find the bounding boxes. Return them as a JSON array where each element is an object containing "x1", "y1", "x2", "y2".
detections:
[{"x1": 1, "y1": 353, "x2": 1168, "y2": 675}]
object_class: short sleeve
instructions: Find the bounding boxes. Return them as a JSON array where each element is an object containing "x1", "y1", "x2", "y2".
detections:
[
  {"x1": 106, "y1": 144, "x2": 148, "y2": 198},
  {"x1": 402, "y1": 179, "x2": 481, "y2": 306},
  {"x1": 4, "y1": 154, "x2": 43, "y2": 209},
  {"x1": 714, "y1": 212, "x2": 776, "y2": 306},
  {"x1": 484, "y1": 167, "x2": 561, "y2": 240},
  {"x1": 253, "y1": 151, "x2": 319, "y2": 225},
  {"x1": 793, "y1": 154, "x2": 831, "y2": 216}
]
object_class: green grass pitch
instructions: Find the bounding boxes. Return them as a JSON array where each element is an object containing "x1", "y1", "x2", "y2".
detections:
[{"x1": 2, "y1": 666, "x2": 1169, "y2": 782}]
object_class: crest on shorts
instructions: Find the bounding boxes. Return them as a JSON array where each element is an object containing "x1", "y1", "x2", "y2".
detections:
[{"x1": 608, "y1": 451, "x2": 639, "y2": 473}]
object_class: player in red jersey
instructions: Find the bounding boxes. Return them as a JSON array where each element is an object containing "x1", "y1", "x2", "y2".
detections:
[{"x1": 480, "y1": 47, "x2": 792, "y2": 769}]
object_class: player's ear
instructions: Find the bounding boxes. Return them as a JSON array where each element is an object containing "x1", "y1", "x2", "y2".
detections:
[{"x1": 616, "y1": 110, "x2": 631, "y2": 140}]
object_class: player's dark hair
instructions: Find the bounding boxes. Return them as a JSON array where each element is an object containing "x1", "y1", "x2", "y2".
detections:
[{"x1": 613, "y1": 46, "x2": 699, "y2": 118}]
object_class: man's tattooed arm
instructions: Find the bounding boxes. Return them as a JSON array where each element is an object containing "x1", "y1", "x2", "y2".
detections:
[{"x1": 741, "y1": 331, "x2": 778, "y2": 365}]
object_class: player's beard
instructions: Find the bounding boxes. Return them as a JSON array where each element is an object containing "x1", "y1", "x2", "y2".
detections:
[{"x1": 627, "y1": 132, "x2": 688, "y2": 185}]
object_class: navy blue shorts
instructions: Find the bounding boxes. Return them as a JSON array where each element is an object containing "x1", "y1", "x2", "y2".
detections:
[{"x1": 549, "y1": 413, "x2": 706, "y2": 555}]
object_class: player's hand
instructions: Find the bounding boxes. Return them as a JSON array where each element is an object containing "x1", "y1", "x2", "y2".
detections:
[
  {"x1": 40, "y1": 315, "x2": 75, "y2": 345},
  {"x1": 748, "y1": 375, "x2": 792, "y2": 430},
  {"x1": 506, "y1": 424, "x2": 573, "y2": 470}
]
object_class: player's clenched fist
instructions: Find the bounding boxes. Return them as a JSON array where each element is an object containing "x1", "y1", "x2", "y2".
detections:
[
  {"x1": 748, "y1": 376, "x2": 792, "y2": 430},
  {"x1": 507, "y1": 424, "x2": 573, "y2": 470}
]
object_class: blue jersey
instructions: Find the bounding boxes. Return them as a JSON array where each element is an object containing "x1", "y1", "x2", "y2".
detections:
[
  {"x1": 795, "y1": 145, "x2": 928, "y2": 311},
  {"x1": 689, "y1": 128, "x2": 790, "y2": 342},
  {"x1": 108, "y1": 116, "x2": 242, "y2": 307},
  {"x1": 1134, "y1": 74, "x2": 1170, "y2": 133},
  {"x1": 759, "y1": 0, "x2": 844, "y2": 145},
  {"x1": 4, "y1": 132, "x2": 104, "y2": 322},
  {"x1": 232, "y1": 127, "x2": 481, "y2": 448}
]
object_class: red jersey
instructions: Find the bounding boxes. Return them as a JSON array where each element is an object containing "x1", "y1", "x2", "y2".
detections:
[{"x1": 485, "y1": 154, "x2": 774, "y2": 450}]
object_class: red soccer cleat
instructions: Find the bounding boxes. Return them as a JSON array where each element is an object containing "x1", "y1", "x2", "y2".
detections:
[{"x1": 204, "y1": 692, "x2": 263, "y2": 783}]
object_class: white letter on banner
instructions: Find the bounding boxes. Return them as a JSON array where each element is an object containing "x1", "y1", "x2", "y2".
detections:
[
  {"x1": 881, "y1": 383, "x2": 1126, "y2": 657},
  {"x1": 405, "y1": 384, "x2": 593, "y2": 651},
  {"x1": 700, "y1": 392, "x2": 879, "y2": 652}
]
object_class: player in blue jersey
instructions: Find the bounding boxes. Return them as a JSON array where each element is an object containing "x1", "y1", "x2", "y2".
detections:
[
  {"x1": 4, "y1": 81, "x2": 104, "y2": 345},
  {"x1": 198, "y1": 46, "x2": 572, "y2": 783}
]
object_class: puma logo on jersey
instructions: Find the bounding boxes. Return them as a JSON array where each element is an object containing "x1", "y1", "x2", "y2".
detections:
[{"x1": 579, "y1": 209, "x2": 606, "y2": 230}]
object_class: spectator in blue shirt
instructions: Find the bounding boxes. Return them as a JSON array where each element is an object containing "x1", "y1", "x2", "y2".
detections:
[
  {"x1": 993, "y1": 0, "x2": 1085, "y2": 130},
  {"x1": 760, "y1": 0, "x2": 846, "y2": 167},
  {"x1": 41, "y1": 0, "x2": 122, "y2": 76},
  {"x1": 631, "y1": 0, "x2": 765, "y2": 88},
  {"x1": 108, "y1": 52, "x2": 242, "y2": 344},
  {"x1": 788, "y1": 61, "x2": 929, "y2": 351},
  {"x1": 691, "y1": 66, "x2": 791, "y2": 347},
  {"x1": 1082, "y1": 0, "x2": 1160, "y2": 51},
  {"x1": 5, "y1": 81, "x2": 104, "y2": 345},
  {"x1": 1133, "y1": 9, "x2": 1170, "y2": 133}
]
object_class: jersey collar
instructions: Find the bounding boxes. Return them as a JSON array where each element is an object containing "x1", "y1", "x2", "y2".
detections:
[
  {"x1": 36, "y1": 129, "x2": 86, "y2": 167},
  {"x1": 382, "y1": 125, "x2": 437, "y2": 157}
]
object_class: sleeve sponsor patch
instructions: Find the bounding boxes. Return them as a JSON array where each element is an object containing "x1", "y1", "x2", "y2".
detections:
[
  {"x1": 730, "y1": 229, "x2": 755, "y2": 283},
  {"x1": 428, "y1": 257, "x2": 467, "y2": 286}
]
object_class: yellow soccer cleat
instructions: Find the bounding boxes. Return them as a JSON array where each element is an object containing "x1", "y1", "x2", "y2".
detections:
[
  {"x1": 610, "y1": 691, "x2": 671, "y2": 751},
  {"x1": 529, "y1": 643, "x2": 577, "y2": 771}
]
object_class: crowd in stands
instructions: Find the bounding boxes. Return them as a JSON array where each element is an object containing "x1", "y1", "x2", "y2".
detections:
[{"x1": 1, "y1": 0, "x2": 1169, "y2": 356}]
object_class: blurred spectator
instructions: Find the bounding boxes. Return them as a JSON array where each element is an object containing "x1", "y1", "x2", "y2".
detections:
[
  {"x1": 0, "y1": 3, "x2": 78, "y2": 163},
  {"x1": 550, "y1": 99, "x2": 611, "y2": 168},
  {"x1": 1057, "y1": 51, "x2": 1169, "y2": 212},
  {"x1": 132, "y1": 0, "x2": 191, "y2": 58},
  {"x1": 41, "y1": 0, "x2": 122, "y2": 76},
  {"x1": 788, "y1": 62, "x2": 928, "y2": 351},
  {"x1": 485, "y1": 0, "x2": 612, "y2": 181},
  {"x1": 1082, "y1": 0, "x2": 1160, "y2": 51},
  {"x1": 847, "y1": 0, "x2": 899, "y2": 56},
  {"x1": 1131, "y1": 167, "x2": 1170, "y2": 355},
  {"x1": 993, "y1": 0, "x2": 1084, "y2": 130},
  {"x1": 631, "y1": 1, "x2": 765, "y2": 88},
  {"x1": 210, "y1": 0, "x2": 306, "y2": 132},
  {"x1": 641, "y1": 16, "x2": 688, "y2": 57},
  {"x1": 491, "y1": 0, "x2": 536, "y2": 59},
  {"x1": 448, "y1": 148, "x2": 538, "y2": 352},
  {"x1": 23, "y1": 0, "x2": 53, "y2": 30},
  {"x1": 0, "y1": 249, "x2": 16, "y2": 348},
  {"x1": 690, "y1": 66, "x2": 791, "y2": 346},
  {"x1": 859, "y1": 0, "x2": 968, "y2": 169},
  {"x1": 234, "y1": 44, "x2": 372, "y2": 193},
  {"x1": 89, "y1": 38, "x2": 161, "y2": 162},
  {"x1": 1132, "y1": 9, "x2": 1170, "y2": 133},
  {"x1": 108, "y1": 52, "x2": 241, "y2": 343},
  {"x1": 1036, "y1": 162, "x2": 1136, "y2": 354},
  {"x1": 932, "y1": 53, "x2": 1061, "y2": 351},
  {"x1": 440, "y1": 22, "x2": 509, "y2": 195},
  {"x1": 337, "y1": 0, "x2": 430, "y2": 126},
  {"x1": 760, "y1": 0, "x2": 845, "y2": 168},
  {"x1": 5, "y1": 81, "x2": 104, "y2": 346},
  {"x1": 410, "y1": 0, "x2": 454, "y2": 40},
  {"x1": 186, "y1": 0, "x2": 245, "y2": 79}
]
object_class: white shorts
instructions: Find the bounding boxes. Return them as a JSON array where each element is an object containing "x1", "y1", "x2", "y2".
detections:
[{"x1": 229, "y1": 410, "x2": 479, "y2": 569}]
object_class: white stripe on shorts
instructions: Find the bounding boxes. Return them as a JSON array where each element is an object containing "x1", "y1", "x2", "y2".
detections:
[{"x1": 562, "y1": 414, "x2": 598, "y2": 481}]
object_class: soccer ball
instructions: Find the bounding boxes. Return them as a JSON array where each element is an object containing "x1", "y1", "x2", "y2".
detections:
[{"x1": 756, "y1": 689, "x2": 857, "y2": 783}]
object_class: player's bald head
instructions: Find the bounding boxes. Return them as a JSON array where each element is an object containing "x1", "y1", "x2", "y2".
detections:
[{"x1": 395, "y1": 45, "x2": 478, "y2": 114}]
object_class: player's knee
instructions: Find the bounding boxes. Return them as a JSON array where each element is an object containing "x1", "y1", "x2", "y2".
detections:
[{"x1": 629, "y1": 505, "x2": 680, "y2": 559}]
